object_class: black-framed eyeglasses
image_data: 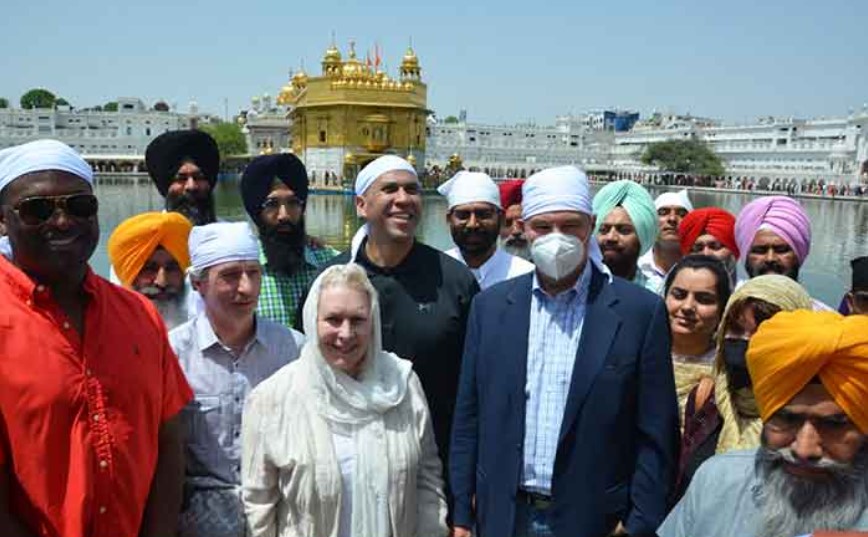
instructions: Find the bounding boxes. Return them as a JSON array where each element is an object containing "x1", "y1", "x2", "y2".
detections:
[
  {"x1": 12, "y1": 193, "x2": 98, "y2": 225},
  {"x1": 261, "y1": 197, "x2": 304, "y2": 213}
]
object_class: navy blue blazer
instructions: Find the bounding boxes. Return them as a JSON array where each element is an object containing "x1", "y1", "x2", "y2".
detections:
[{"x1": 450, "y1": 267, "x2": 679, "y2": 537}]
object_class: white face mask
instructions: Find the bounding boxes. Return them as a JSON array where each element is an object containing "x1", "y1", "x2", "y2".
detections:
[{"x1": 530, "y1": 232, "x2": 585, "y2": 281}]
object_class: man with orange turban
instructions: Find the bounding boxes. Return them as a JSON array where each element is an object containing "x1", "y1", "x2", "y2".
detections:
[
  {"x1": 678, "y1": 207, "x2": 740, "y2": 286},
  {"x1": 660, "y1": 310, "x2": 868, "y2": 537},
  {"x1": 108, "y1": 211, "x2": 193, "y2": 328}
]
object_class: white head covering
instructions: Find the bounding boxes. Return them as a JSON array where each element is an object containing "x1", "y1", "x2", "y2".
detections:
[
  {"x1": 189, "y1": 222, "x2": 259, "y2": 272},
  {"x1": 354, "y1": 155, "x2": 417, "y2": 196},
  {"x1": 436, "y1": 171, "x2": 501, "y2": 210},
  {"x1": 300, "y1": 264, "x2": 413, "y2": 537},
  {"x1": 654, "y1": 189, "x2": 693, "y2": 212},
  {"x1": 0, "y1": 236, "x2": 11, "y2": 260},
  {"x1": 350, "y1": 155, "x2": 419, "y2": 261},
  {"x1": 521, "y1": 165, "x2": 610, "y2": 279},
  {"x1": 0, "y1": 139, "x2": 93, "y2": 193}
]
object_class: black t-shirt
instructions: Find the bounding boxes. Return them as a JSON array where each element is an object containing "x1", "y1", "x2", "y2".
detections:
[{"x1": 326, "y1": 241, "x2": 480, "y2": 460}]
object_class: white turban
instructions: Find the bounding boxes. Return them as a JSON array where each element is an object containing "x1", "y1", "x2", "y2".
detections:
[
  {"x1": 520, "y1": 166, "x2": 610, "y2": 279},
  {"x1": 0, "y1": 139, "x2": 93, "y2": 193},
  {"x1": 189, "y1": 222, "x2": 260, "y2": 272},
  {"x1": 522, "y1": 166, "x2": 593, "y2": 220},
  {"x1": 354, "y1": 155, "x2": 417, "y2": 195},
  {"x1": 350, "y1": 155, "x2": 419, "y2": 261},
  {"x1": 654, "y1": 189, "x2": 693, "y2": 212},
  {"x1": 437, "y1": 171, "x2": 501, "y2": 210}
]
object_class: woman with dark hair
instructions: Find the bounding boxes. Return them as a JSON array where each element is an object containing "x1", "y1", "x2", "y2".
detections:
[{"x1": 663, "y1": 255, "x2": 732, "y2": 424}]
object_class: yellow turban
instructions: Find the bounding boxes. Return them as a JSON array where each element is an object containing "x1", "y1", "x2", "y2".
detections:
[
  {"x1": 747, "y1": 310, "x2": 868, "y2": 433},
  {"x1": 107, "y1": 211, "x2": 193, "y2": 287}
]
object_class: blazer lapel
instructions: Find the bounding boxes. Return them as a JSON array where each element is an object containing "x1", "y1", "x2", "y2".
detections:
[
  {"x1": 504, "y1": 274, "x2": 533, "y2": 405},
  {"x1": 558, "y1": 268, "x2": 620, "y2": 444}
]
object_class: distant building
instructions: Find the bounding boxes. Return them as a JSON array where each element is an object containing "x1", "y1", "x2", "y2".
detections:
[
  {"x1": 0, "y1": 97, "x2": 194, "y2": 171},
  {"x1": 239, "y1": 94, "x2": 293, "y2": 157},
  {"x1": 426, "y1": 114, "x2": 615, "y2": 177},
  {"x1": 613, "y1": 108, "x2": 868, "y2": 183}
]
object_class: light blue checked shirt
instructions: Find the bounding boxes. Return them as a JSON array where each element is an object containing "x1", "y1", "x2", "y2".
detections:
[{"x1": 522, "y1": 262, "x2": 592, "y2": 495}]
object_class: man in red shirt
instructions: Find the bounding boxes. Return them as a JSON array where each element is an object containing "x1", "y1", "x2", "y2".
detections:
[{"x1": 0, "y1": 139, "x2": 193, "y2": 537}]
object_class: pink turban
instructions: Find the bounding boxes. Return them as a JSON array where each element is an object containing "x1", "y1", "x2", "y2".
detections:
[{"x1": 734, "y1": 196, "x2": 811, "y2": 263}]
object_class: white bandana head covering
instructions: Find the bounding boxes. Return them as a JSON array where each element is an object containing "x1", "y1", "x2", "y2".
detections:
[
  {"x1": 436, "y1": 171, "x2": 501, "y2": 210},
  {"x1": 189, "y1": 222, "x2": 259, "y2": 272},
  {"x1": 354, "y1": 155, "x2": 417, "y2": 195},
  {"x1": 350, "y1": 155, "x2": 419, "y2": 261},
  {"x1": 654, "y1": 189, "x2": 693, "y2": 212},
  {"x1": 0, "y1": 139, "x2": 93, "y2": 194},
  {"x1": 300, "y1": 264, "x2": 413, "y2": 537},
  {"x1": 521, "y1": 165, "x2": 610, "y2": 279}
]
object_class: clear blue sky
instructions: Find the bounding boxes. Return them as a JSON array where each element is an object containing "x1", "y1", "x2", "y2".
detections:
[{"x1": 2, "y1": 0, "x2": 865, "y2": 124}]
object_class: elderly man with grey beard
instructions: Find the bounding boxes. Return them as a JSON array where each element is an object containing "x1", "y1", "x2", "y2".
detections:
[{"x1": 659, "y1": 310, "x2": 868, "y2": 537}]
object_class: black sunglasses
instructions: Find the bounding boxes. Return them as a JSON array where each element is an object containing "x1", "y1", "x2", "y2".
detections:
[{"x1": 12, "y1": 193, "x2": 99, "y2": 225}]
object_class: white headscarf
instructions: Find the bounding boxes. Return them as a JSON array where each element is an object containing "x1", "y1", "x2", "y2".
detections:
[
  {"x1": 350, "y1": 156, "x2": 419, "y2": 261},
  {"x1": 654, "y1": 189, "x2": 693, "y2": 212},
  {"x1": 0, "y1": 139, "x2": 93, "y2": 193},
  {"x1": 300, "y1": 264, "x2": 413, "y2": 537},
  {"x1": 521, "y1": 166, "x2": 611, "y2": 278},
  {"x1": 188, "y1": 222, "x2": 259, "y2": 272},
  {"x1": 436, "y1": 171, "x2": 501, "y2": 210}
]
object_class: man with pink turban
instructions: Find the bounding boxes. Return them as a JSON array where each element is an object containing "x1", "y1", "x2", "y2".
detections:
[{"x1": 734, "y1": 196, "x2": 830, "y2": 309}]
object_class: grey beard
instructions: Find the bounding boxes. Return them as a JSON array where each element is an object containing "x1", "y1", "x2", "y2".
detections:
[
  {"x1": 151, "y1": 294, "x2": 189, "y2": 330},
  {"x1": 753, "y1": 443, "x2": 868, "y2": 537},
  {"x1": 499, "y1": 236, "x2": 532, "y2": 262}
]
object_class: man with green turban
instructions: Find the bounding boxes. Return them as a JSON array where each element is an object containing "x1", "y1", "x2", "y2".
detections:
[{"x1": 592, "y1": 180, "x2": 659, "y2": 291}]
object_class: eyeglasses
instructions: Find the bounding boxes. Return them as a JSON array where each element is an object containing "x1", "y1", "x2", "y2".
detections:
[
  {"x1": 766, "y1": 410, "x2": 856, "y2": 437},
  {"x1": 260, "y1": 197, "x2": 304, "y2": 213},
  {"x1": 12, "y1": 193, "x2": 99, "y2": 225}
]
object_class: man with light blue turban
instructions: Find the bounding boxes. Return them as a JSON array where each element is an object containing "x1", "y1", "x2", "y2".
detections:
[{"x1": 592, "y1": 180, "x2": 659, "y2": 291}]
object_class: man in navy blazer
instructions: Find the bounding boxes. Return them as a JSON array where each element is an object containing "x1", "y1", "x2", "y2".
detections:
[{"x1": 450, "y1": 166, "x2": 679, "y2": 537}]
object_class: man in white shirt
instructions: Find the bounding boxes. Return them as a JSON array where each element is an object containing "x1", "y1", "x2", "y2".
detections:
[
  {"x1": 169, "y1": 222, "x2": 303, "y2": 537},
  {"x1": 638, "y1": 189, "x2": 693, "y2": 294},
  {"x1": 438, "y1": 171, "x2": 533, "y2": 290}
]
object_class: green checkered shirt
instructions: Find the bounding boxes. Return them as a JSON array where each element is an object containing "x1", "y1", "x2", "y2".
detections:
[{"x1": 256, "y1": 242, "x2": 339, "y2": 328}]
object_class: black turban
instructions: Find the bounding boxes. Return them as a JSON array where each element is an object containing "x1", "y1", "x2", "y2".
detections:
[
  {"x1": 145, "y1": 130, "x2": 220, "y2": 196},
  {"x1": 240, "y1": 154, "x2": 309, "y2": 220},
  {"x1": 853, "y1": 256, "x2": 868, "y2": 292}
]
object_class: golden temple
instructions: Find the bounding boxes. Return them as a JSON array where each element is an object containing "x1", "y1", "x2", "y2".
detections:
[{"x1": 277, "y1": 40, "x2": 429, "y2": 182}]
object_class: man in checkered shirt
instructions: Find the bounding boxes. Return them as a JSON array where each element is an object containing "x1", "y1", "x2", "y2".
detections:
[{"x1": 239, "y1": 154, "x2": 338, "y2": 328}]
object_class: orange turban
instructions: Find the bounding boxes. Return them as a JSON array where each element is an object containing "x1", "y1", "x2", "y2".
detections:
[
  {"x1": 747, "y1": 310, "x2": 868, "y2": 433},
  {"x1": 107, "y1": 212, "x2": 193, "y2": 287}
]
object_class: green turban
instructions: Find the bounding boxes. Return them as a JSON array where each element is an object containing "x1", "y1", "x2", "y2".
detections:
[{"x1": 592, "y1": 180, "x2": 658, "y2": 256}]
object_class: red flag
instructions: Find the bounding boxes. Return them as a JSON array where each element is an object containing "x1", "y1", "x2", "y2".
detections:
[
  {"x1": 375, "y1": 43, "x2": 381, "y2": 69},
  {"x1": 366, "y1": 49, "x2": 372, "y2": 70}
]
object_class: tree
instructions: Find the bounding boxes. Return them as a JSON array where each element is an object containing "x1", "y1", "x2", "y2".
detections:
[
  {"x1": 55, "y1": 97, "x2": 70, "y2": 108},
  {"x1": 443, "y1": 115, "x2": 459, "y2": 124},
  {"x1": 641, "y1": 139, "x2": 725, "y2": 176},
  {"x1": 20, "y1": 88, "x2": 57, "y2": 109},
  {"x1": 153, "y1": 101, "x2": 170, "y2": 112},
  {"x1": 0, "y1": 98, "x2": 8, "y2": 109},
  {"x1": 103, "y1": 101, "x2": 118, "y2": 112},
  {"x1": 200, "y1": 122, "x2": 247, "y2": 159}
]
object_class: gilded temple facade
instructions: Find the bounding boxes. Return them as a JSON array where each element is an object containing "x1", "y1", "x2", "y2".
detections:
[{"x1": 277, "y1": 41, "x2": 429, "y2": 183}]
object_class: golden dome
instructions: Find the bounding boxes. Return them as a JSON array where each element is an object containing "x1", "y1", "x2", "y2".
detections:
[
  {"x1": 292, "y1": 69, "x2": 308, "y2": 86},
  {"x1": 401, "y1": 47, "x2": 419, "y2": 67},
  {"x1": 323, "y1": 44, "x2": 342, "y2": 63},
  {"x1": 406, "y1": 154, "x2": 417, "y2": 165}
]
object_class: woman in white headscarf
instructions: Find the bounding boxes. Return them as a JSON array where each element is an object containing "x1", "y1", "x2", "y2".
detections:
[{"x1": 241, "y1": 263, "x2": 448, "y2": 537}]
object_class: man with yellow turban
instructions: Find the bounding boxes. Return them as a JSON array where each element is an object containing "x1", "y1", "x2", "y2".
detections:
[
  {"x1": 660, "y1": 310, "x2": 868, "y2": 537},
  {"x1": 592, "y1": 180, "x2": 659, "y2": 291},
  {"x1": 108, "y1": 211, "x2": 193, "y2": 328}
]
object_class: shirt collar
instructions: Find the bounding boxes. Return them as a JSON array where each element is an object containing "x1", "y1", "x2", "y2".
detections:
[
  {"x1": 532, "y1": 260, "x2": 592, "y2": 301},
  {"x1": 194, "y1": 311, "x2": 264, "y2": 355},
  {"x1": 260, "y1": 243, "x2": 320, "y2": 273},
  {"x1": 355, "y1": 238, "x2": 421, "y2": 275},
  {"x1": 0, "y1": 257, "x2": 99, "y2": 303}
]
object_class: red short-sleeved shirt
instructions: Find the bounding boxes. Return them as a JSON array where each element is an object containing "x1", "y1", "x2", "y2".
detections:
[{"x1": 0, "y1": 257, "x2": 193, "y2": 537}]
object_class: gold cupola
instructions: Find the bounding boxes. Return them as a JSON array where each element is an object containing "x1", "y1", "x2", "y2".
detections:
[
  {"x1": 400, "y1": 46, "x2": 421, "y2": 81},
  {"x1": 341, "y1": 41, "x2": 365, "y2": 79},
  {"x1": 321, "y1": 42, "x2": 343, "y2": 76}
]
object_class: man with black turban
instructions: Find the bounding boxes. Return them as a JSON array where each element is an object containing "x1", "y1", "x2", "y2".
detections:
[
  {"x1": 240, "y1": 153, "x2": 338, "y2": 328},
  {"x1": 145, "y1": 129, "x2": 220, "y2": 225}
]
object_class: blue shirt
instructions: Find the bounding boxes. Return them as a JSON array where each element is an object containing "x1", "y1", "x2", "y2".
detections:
[{"x1": 522, "y1": 262, "x2": 592, "y2": 494}]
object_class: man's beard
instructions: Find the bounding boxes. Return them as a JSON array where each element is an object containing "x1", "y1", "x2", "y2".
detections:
[
  {"x1": 259, "y1": 217, "x2": 306, "y2": 275},
  {"x1": 600, "y1": 248, "x2": 640, "y2": 279},
  {"x1": 453, "y1": 227, "x2": 499, "y2": 260},
  {"x1": 753, "y1": 442, "x2": 868, "y2": 537},
  {"x1": 747, "y1": 259, "x2": 800, "y2": 281},
  {"x1": 166, "y1": 192, "x2": 216, "y2": 226},
  {"x1": 140, "y1": 286, "x2": 189, "y2": 330},
  {"x1": 500, "y1": 235, "x2": 531, "y2": 261}
]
